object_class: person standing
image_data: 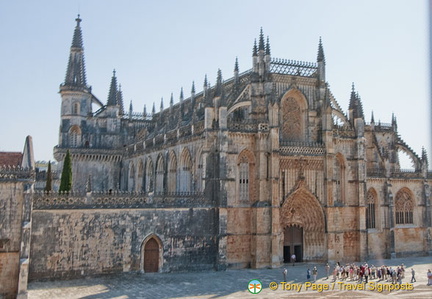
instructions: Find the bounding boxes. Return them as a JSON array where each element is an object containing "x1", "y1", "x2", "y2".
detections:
[
  {"x1": 307, "y1": 268, "x2": 311, "y2": 281},
  {"x1": 283, "y1": 268, "x2": 288, "y2": 282},
  {"x1": 325, "y1": 263, "x2": 330, "y2": 279},
  {"x1": 291, "y1": 254, "x2": 296, "y2": 266},
  {"x1": 427, "y1": 269, "x2": 432, "y2": 285},
  {"x1": 312, "y1": 266, "x2": 318, "y2": 282}
]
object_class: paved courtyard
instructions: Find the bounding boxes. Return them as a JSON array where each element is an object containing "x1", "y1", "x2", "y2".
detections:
[{"x1": 28, "y1": 256, "x2": 432, "y2": 298}]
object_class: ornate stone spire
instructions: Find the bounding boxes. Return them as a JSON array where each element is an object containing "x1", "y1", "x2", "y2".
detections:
[
  {"x1": 160, "y1": 97, "x2": 164, "y2": 111},
  {"x1": 234, "y1": 57, "x2": 239, "y2": 73},
  {"x1": 348, "y1": 83, "x2": 364, "y2": 120},
  {"x1": 191, "y1": 81, "x2": 196, "y2": 95},
  {"x1": 215, "y1": 69, "x2": 223, "y2": 97},
  {"x1": 63, "y1": 15, "x2": 88, "y2": 90},
  {"x1": 107, "y1": 70, "x2": 118, "y2": 106},
  {"x1": 129, "y1": 100, "x2": 133, "y2": 119},
  {"x1": 252, "y1": 39, "x2": 257, "y2": 56},
  {"x1": 266, "y1": 36, "x2": 271, "y2": 56},
  {"x1": 117, "y1": 84, "x2": 125, "y2": 115},
  {"x1": 317, "y1": 37, "x2": 325, "y2": 63},
  {"x1": 258, "y1": 27, "x2": 265, "y2": 51},
  {"x1": 180, "y1": 87, "x2": 184, "y2": 102}
]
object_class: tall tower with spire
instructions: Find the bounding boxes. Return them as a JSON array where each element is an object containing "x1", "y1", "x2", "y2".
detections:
[{"x1": 58, "y1": 15, "x2": 92, "y2": 148}]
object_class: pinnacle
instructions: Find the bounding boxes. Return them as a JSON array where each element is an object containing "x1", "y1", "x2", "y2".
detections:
[{"x1": 259, "y1": 27, "x2": 265, "y2": 51}]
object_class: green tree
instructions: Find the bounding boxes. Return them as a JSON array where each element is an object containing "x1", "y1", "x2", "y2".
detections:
[
  {"x1": 59, "y1": 150, "x2": 72, "y2": 192},
  {"x1": 44, "y1": 160, "x2": 52, "y2": 192}
]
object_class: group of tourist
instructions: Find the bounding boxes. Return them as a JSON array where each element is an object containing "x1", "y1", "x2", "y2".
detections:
[
  {"x1": 285, "y1": 262, "x2": 432, "y2": 285},
  {"x1": 327, "y1": 263, "x2": 408, "y2": 284}
]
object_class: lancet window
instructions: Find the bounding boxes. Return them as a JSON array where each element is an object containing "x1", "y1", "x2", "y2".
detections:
[
  {"x1": 155, "y1": 156, "x2": 164, "y2": 193},
  {"x1": 395, "y1": 188, "x2": 414, "y2": 225},
  {"x1": 239, "y1": 156, "x2": 249, "y2": 201},
  {"x1": 168, "y1": 152, "x2": 177, "y2": 193},
  {"x1": 179, "y1": 149, "x2": 192, "y2": 192},
  {"x1": 281, "y1": 97, "x2": 303, "y2": 141},
  {"x1": 69, "y1": 125, "x2": 81, "y2": 147},
  {"x1": 334, "y1": 154, "x2": 346, "y2": 205},
  {"x1": 366, "y1": 188, "x2": 377, "y2": 229},
  {"x1": 145, "y1": 159, "x2": 154, "y2": 192}
]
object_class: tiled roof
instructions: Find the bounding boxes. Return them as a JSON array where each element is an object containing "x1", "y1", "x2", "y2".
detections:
[{"x1": 0, "y1": 152, "x2": 23, "y2": 166}]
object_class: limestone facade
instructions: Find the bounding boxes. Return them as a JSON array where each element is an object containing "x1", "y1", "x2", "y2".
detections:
[{"x1": 12, "y1": 16, "x2": 432, "y2": 281}]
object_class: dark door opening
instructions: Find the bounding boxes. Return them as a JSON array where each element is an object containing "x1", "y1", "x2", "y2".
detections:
[
  {"x1": 283, "y1": 246, "x2": 291, "y2": 263},
  {"x1": 284, "y1": 226, "x2": 303, "y2": 263}
]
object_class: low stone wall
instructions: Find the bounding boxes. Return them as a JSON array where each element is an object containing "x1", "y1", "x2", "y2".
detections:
[{"x1": 29, "y1": 193, "x2": 218, "y2": 281}]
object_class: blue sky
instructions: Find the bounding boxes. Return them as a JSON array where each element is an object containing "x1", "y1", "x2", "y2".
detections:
[{"x1": 0, "y1": 0, "x2": 429, "y2": 168}]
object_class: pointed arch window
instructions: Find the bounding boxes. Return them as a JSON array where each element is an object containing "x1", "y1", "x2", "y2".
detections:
[
  {"x1": 145, "y1": 159, "x2": 154, "y2": 192},
  {"x1": 155, "y1": 156, "x2": 164, "y2": 193},
  {"x1": 239, "y1": 155, "x2": 249, "y2": 201},
  {"x1": 69, "y1": 125, "x2": 81, "y2": 147},
  {"x1": 334, "y1": 154, "x2": 346, "y2": 205},
  {"x1": 195, "y1": 154, "x2": 204, "y2": 192},
  {"x1": 395, "y1": 188, "x2": 414, "y2": 225},
  {"x1": 129, "y1": 163, "x2": 135, "y2": 192},
  {"x1": 168, "y1": 152, "x2": 177, "y2": 193},
  {"x1": 72, "y1": 102, "x2": 80, "y2": 115},
  {"x1": 366, "y1": 189, "x2": 377, "y2": 229},
  {"x1": 281, "y1": 96, "x2": 304, "y2": 141},
  {"x1": 180, "y1": 149, "x2": 192, "y2": 192},
  {"x1": 137, "y1": 160, "x2": 144, "y2": 191}
]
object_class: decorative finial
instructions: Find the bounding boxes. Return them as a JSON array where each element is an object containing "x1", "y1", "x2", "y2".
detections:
[
  {"x1": 253, "y1": 39, "x2": 257, "y2": 56},
  {"x1": 75, "y1": 14, "x2": 82, "y2": 26},
  {"x1": 258, "y1": 27, "x2": 265, "y2": 51},
  {"x1": 234, "y1": 57, "x2": 239, "y2": 72},
  {"x1": 317, "y1": 36, "x2": 325, "y2": 63},
  {"x1": 191, "y1": 81, "x2": 196, "y2": 94},
  {"x1": 266, "y1": 36, "x2": 271, "y2": 55},
  {"x1": 180, "y1": 87, "x2": 184, "y2": 101}
]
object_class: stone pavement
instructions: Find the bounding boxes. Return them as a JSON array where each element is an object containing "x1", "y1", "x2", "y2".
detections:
[{"x1": 28, "y1": 256, "x2": 432, "y2": 299}]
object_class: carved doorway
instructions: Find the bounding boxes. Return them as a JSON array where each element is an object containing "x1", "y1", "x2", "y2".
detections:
[
  {"x1": 284, "y1": 225, "x2": 303, "y2": 263},
  {"x1": 143, "y1": 238, "x2": 159, "y2": 272}
]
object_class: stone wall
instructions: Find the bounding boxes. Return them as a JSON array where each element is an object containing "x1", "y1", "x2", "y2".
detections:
[
  {"x1": 0, "y1": 182, "x2": 24, "y2": 298},
  {"x1": 29, "y1": 204, "x2": 218, "y2": 280}
]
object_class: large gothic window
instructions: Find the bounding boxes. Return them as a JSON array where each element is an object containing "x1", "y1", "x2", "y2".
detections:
[
  {"x1": 69, "y1": 125, "x2": 81, "y2": 147},
  {"x1": 168, "y1": 152, "x2": 177, "y2": 193},
  {"x1": 334, "y1": 154, "x2": 346, "y2": 205},
  {"x1": 155, "y1": 156, "x2": 164, "y2": 193},
  {"x1": 129, "y1": 163, "x2": 135, "y2": 192},
  {"x1": 195, "y1": 153, "x2": 204, "y2": 192},
  {"x1": 179, "y1": 149, "x2": 192, "y2": 192},
  {"x1": 145, "y1": 159, "x2": 154, "y2": 192},
  {"x1": 239, "y1": 156, "x2": 249, "y2": 201},
  {"x1": 395, "y1": 188, "x2": 414, "y2": 225},
  {"x1": 237, "y1": 150, "x2": 255, "y2": 203},
  {"x1": 137, "y1": 160, "x2": 144, "y2": 191},
  {"x1": 281, "y1": 97, "x2": 303, "y2": 141},
  {"x1": 366, "y1": 188, "x2": 377, "y2": 229}
]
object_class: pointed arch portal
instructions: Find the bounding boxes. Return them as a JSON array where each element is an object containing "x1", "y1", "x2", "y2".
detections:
[
  {"x1": 141, "y1": 235, "x2": 163, "y2": 273},
  {"x1": 281, "y1": 182, "x2": 326, "y2": 261}
]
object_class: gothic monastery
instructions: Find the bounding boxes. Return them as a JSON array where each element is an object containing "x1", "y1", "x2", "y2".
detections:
[{"x1": 1, "y1": 15, "x2": 431, "y2": 298}]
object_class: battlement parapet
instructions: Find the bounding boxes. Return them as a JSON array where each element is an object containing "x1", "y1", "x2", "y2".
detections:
[
  {"x1": 0, "y1": 166, "x2": 34, "y2": 181},
  {"x1": 33, "y1": 191, "x2": 210, "y2": 210}
]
